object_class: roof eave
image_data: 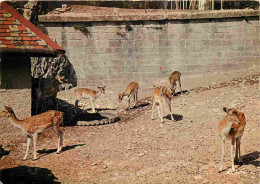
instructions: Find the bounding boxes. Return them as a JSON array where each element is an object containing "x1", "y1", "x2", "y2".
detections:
[{"x1": 0, "y1": 48, "x2": 65, "y2": 57}]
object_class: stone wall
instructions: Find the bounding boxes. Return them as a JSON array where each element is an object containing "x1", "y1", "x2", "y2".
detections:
[{"x1": 40, "y1": 11, "x2": 259, "y2": 88}]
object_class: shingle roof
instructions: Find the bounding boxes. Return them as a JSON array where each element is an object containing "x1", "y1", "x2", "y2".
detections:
[{"x1": 0, "y1": 1, "x2": 65, "y2": 56}]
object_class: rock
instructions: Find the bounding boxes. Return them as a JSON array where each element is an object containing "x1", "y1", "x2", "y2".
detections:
[
  {"x1": 194, "y1": 175, "x2": 203, "y2": 180},
  {"x1": 91, "y1": 162, "x2": 97, "y2": 166}
]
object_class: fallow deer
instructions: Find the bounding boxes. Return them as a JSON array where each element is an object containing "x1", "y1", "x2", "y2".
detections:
[
  {"x1": 0, "y1": 105, "x2": 64, "y2": 160},
  {"x1": 169, "y1": 71, "x2": 182, "y2": 93},
  {"x1": 34, "y1": 75, "x2": 69, "y2": 114},
  {"x1": 75, "y1": 86, "x2": 106, "y2": 113},
  {"x1": 118, "y1": 82, "x2": 139, "y2": 109},
  {"x1": 151, "y1": 86, "x2": 175, "y2": 123},
  {"x1": 219, "y1": 107, "x2": 246, "y2": 173}
]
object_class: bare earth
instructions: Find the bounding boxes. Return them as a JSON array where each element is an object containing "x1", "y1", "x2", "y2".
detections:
[{"x1": 0, "y1": 66, "x2": 259, "y2": 184}]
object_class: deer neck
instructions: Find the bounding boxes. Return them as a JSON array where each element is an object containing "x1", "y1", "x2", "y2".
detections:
[
  {"x1": 8, "y1": 112, "x2": 24, "y2": 129},
  {"x1": 95, "y1": 90, "x2": 102, "y2": 99}
]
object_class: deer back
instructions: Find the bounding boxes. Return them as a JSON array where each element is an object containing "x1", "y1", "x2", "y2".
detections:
[{"x1": 125, "y1": 82, "x2": 139, "y2": 96}]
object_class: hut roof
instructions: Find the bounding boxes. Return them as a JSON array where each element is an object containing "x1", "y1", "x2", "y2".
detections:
[{"x1": 0, "y1": 1, "x2": 65, "y2": 56}]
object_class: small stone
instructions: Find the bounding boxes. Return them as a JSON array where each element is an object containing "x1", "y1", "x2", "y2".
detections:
[
  {"x1": 138, "y1": 153, "x2": 145, "y2": 157},
  {"x1": 91, "y1": 163, "x2": 97, "y2": 166},
  {"x1": 194, "y1": 175, "x2": 203, "y2": 180},
  {"x1": 202, "y1": 179, "x2": 209, "y2": 184}
]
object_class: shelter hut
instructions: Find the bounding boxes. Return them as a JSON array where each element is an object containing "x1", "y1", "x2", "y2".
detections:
[{"x1": 0, "y1": 1, "x2": 65, "y2": 115}]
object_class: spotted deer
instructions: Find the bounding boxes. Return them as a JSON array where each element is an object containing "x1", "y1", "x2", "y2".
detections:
[
  {"x1": 169, "y1": 71, "x2": 182, "y2": 93},
  {"x1": 75, "y1": 86, "x2": 106, "y2": 113},
  {"x1": 0, "y1": 105, "x2": 64, "y2": 160},
  {"x1": 118, "y1": 82, "x2": 139, "y2": 109},
  {"x1": 219, "y1": 107, "x2": 246, "y2": 173},
  {"x1": 151, "y1": 86, "x2": 175, "y2": 123}
]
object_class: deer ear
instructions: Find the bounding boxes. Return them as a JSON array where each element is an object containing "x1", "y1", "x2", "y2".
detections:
[
  {"x1": 4, "y1": 105, "x2": 11, "y2": 112},
  {"x1": 223, "y1": 107, "x2": 228, "y2": 112}
]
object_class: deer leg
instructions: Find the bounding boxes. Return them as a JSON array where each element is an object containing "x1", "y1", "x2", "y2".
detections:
[
  {"x1": 160, "y1": 103, "x2": 164, "y2": 123},
  {"x1": 23, "y1": 135, "x2": 32, "y2": 160},
  {"x1": 134, "y1": 93, "x2": 137, "y2": 107},
  {"x1": 54, "y1": 126, "x2": 63, "y2": 153},
  {"x1": 32, "y1": 133, "x2": 38, "y2": 160},
  {"x1": 237, "y1": 137, "x2": 242, "y2": 163},
  {"x1": 157, "y1": 105, "x2": 161, "y2": 121},
  {"x1": 219, "y1": 138, "x2": 225, "y2": 172},
  {"x1": 168, "y1": 103, "x2": 174, "y2": 121},
  {"x1": 231, "y1": 138, "x2": 235, "y2": 172},
  {"x1": 91, "y1": 99, "x2": 96, "y2": 113},
  {"x1": 151, "y1": 101, "x2": 156, "y2": 120},
  {"x1": 235, "y1": 138, "x2": 239, "y2": 163},
  {"x1": 128, "y1": 96, "x2": 131, "y2": 109},
  {"x1": 178, "y1": 79, "x2": 182, "y2": 93},
  {"x1": 75, "y1": 99, "x2": 79, "y2": 107}
]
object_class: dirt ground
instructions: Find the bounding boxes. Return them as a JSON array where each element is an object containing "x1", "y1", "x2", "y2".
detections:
[{"x1": 0, "y1": 65, "x2": 259, "y2": 184}]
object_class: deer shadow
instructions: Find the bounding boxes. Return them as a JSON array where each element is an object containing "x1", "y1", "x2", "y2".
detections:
[
  {"x1": 36, "y1": 144, "x2": 85, "y2": 159},
  {"x1": 236, "y1": 151, "x2": 260, "y2": 169},
  {"x1": 57, "y1": 99, "x2": 120, "y2": 126},
  {"x1": 174, "y1": 90, "x2": 189, "y2": 97},
  {"x1": 165, "y1": 114, "x2": 183, "y2": 121},
  {"x1": 0, "y1": 166, "x2": 60, "y2": 184},
  {"x1": 84, "y1": 107, "x2": 117, "y2": 112}
]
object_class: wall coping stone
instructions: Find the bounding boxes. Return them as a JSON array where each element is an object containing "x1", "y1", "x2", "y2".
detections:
[{"x1": 39, "y1": 8, "x2": 260, "y2": 23}]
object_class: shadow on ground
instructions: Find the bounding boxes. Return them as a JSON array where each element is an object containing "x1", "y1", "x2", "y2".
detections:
[
  {"x1": 238, "y1": 151, "x2": 260, "y2": 167},
  {"x1": 174, "y1": 90, "x2": 189, "y2": 96},
  {"x1": 36, "y1": 144, "x2": 85, "y2": 159},
  {"x1": 57, "y1": 99, "x2": 118, "y2": 126},
  {"x1": 165, "y1": 114, "x2": 183, "y2": 121},
  {"x1": 0, "y1": 145, "x2": 10, "y2": 159},
  {"x1": 0, "y1": 166, "x2": 60, "y2": 184}
]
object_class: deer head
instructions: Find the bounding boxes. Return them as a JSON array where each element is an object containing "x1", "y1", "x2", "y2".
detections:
[
  {"x1": 98, "y1": 86, "x2": 106, "y2": 94},
  {"x1": 0, "y1": 105, "x2": 13, "y2": 118},
  {"x1": 118, "y1": 93, "x2": 124, "y2": 102},
  {"x1": 223, "y1": 107, "x2": 243, "y2": 124},
  {"x1": 56, "y1": 75, "x2": 69, "y2": 84}
]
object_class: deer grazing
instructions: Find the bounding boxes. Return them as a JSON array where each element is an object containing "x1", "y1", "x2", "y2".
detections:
[
  {"x1": 169, "y1": 71, "x2": 182, "y2": 94},
  {"x1": 33, "y1": 75, "x2": 70, "y2": 114},
  {"x1": 219, "y1": 107, "x2": 246, "y2": 173},
  {"x1": 151, "y1": 86, "x2": 175, "y2": 123},
  {"x1": 0, "y1": 105, "x2": 64, "y2": 160},
  {"x1": 118, "y1": 82, "x2": 139, "y2": 109},
  {"x1": 75, "y1": 86, "x2": 106, "y2": 113}
]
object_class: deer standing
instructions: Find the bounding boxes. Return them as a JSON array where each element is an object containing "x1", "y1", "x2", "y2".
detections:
[
  {"x1": 169, "y1": 71, "x2": 182, "y2": 94},
  {"x1": 0, "y1": 105, "x2": 64, "y2": 160},
  {"x1": 219, "y1": 107, "x2": 246, "y2": 173},
  {"x1": 118, "y1": 82, "x2": 139, "y2": 109},
  {"x1": 151, "y1": 86, "x2": 175, "y2": 123},
  {"x1": 75, "y1": 86, "x2": 106, "y2": 113}
]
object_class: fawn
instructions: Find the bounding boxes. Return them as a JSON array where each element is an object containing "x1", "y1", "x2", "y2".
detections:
[
  {"x1": 151, "y1": 86, "x2": 175, "y2": 123},
  {"x1": 75, "y1": 86, "x2": 106, "y2": 113},
  {"x1": 118, "y1": 82, "x2": 139, "y2": 109},
  {"x1": 0, "y1": 105, "x2": 64, "y2": 160},
  {"x1": 219, "y1": 107, "x2": 246, "y2": 173},
  {"x1": 169, "y1": 71, "x2": 182, "y2": 93}
]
